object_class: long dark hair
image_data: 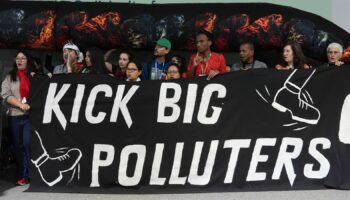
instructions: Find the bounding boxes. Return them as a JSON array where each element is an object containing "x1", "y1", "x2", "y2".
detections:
[
  {"x1": 119, "y1": 51, "x2": 133, "y2": 62},
  {"x1": 86, "y1": 47, "x2": 109, "y2": 74},
  {"x1": 170, "y1": 55, "x2": 186, "y2": 74},
  {"x1": 10, "y1": 51, "x2": 32, "y2": 81},
  {"x1": 32, "y1": 57, "x2": 44, "y2": 74},
  {"x1": 127, "y1": 60, "x2": 142, "y2": 71},
  {"x1": 281, "y1": 41, "x2": 306, "y2": 68}
]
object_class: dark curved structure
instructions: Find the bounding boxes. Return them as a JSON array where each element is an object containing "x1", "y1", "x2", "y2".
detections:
[{"x1": 0, "y1": 2, "x2": 349, "y2": 62}]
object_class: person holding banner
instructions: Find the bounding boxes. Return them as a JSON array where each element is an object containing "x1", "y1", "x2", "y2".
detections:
[
  {"x1": 319, "y1": 42, "x2": 344, "y2": 67},
  {"x1": 232, "y1": 41, "x2": 268, "y2": 71},
  {"x1": 275, "y1": 41, "x2": 310, "y2": 70},
  {"x1": 165, "y1": 63, "x2": 182, "y2": 80},
  {"x1": 104, "y1": 49, "x2": 132, "y2": 80},
  {"x1": 1, "y1": 51, "x2": 32, "y2": 186},
  {"x1": 82, "y1": 47, "x2": 110, "y2": 74},
  {"x1": 170, "y1": 55, "x2": 187, "y2": 78},
  {"x1": 187, "y1": 29, "x2": 227, "y2": 80},
  {"x1": 126, "y1": 61, "x2": 142, "y2": 82},
  {"x1": 53, "y1": 42, "x2": 84, "y2": 74},
  {"x1": 142, "y1": 38, "x2": 172, "y2": 80},
  {"x1": 30, "y1": 57, "x2": 52, "y2": 78}
]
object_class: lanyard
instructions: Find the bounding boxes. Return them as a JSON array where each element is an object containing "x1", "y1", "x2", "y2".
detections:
[
  {"x1": 201, "y1": 61, "x2": 208, "y2": 75},
  {"x1": 154, "y1": 60, "x2": 165, "y2": 79},
  {"x1": 199, "y1": 52, "x2": 211, "y2": 75}
]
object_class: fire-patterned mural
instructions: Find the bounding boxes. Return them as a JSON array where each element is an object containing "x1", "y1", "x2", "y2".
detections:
[{"x1": 0, "y1": 1, "x2": 349, "y2": 62}]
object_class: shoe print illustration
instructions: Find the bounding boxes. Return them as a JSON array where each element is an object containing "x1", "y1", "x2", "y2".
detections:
[
  {"x1": 31, "y1": 130, "x2": 82, "y2": 186},
  {"x1": 256, "y1": 69, "x2": 321, "y2": 130},
  {"x1": 339, "y1": 94, "x2": 350, "y2": 144}
]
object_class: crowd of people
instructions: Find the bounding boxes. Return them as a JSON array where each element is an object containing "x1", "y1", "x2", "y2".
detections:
[
  {"x1": 0, "y1": 29, "x2": 347, "y2": 186},
  {"x1": 49, "y1": 29, "x2": 346, "y2": 80}
]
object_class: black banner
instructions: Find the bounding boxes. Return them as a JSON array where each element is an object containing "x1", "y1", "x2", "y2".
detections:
[{"x1": 29, "y1": 67, "x2": 350, "y2": 193}]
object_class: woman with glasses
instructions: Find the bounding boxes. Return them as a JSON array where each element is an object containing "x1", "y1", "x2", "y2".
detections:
[
  {"x1": 126, "y1": 61, "x2": 142, "y2": 82},
  {"x1": 165, "y1": 63, "x2": 182, "y2": 80},
  {"x1": 1, "y1": 51, "x2": 32, "y2": 186}
]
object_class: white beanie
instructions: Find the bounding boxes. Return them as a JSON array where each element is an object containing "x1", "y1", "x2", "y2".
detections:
[{"x1": 63, "y1": 42, "x2": 84, "y2": 63}]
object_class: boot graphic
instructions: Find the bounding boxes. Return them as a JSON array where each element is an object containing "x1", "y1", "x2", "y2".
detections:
[
  {"x1": 31, "y1": 130, "x2": 82, "y2": 186},
  {"x1": 339, "y1": 94, "x2": 350, "y2": 144},
  {"x1": 272, "y1": 69, "x2": 320, "y2": 125}
]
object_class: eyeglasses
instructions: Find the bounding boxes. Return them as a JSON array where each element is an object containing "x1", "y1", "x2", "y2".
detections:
[
  {"x1": 166, "y1": 70, "x2": 179, "y2": 74},
  {"x1": 126, "y1": 68, "x2": 138, "y2": 72},
  {"x1": 15, "y1": 57, "x2": 27, "y2": 61}
]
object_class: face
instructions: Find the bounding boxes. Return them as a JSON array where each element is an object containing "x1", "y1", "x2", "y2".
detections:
[
  {"x1": 283, "y1": 45, "x2": 294, "y2": 64},
  {"x1": 239, "y1": 44, "x2": 254, "y2": 63},
  {"x1": 118, "y1": 53, "x2": 130, "y2": 69},
  {"x1": 196, "y1": 34, "x2": 211, "y2": 53},
  {"x1": 15, "y1": 52, "x2": 28, "y2": 70},
  {"x1": 63, "y1": 48, "x2": 78, "y2": 63},
  {"x1": 327, "y1": 47, "x2": 342, "y2": 64},
  {"x1": 154, "y1": 45, "x2": 169, "y2": 57},
  {"x1": 85, "y1": 51, "x2": 92, "y2": 67},
  {"x1": 166, "y1": 65, "x2": 181, "y2": 79},
  {"x1": 126, "y1": 62, "x2": 141, "y2": 81}
]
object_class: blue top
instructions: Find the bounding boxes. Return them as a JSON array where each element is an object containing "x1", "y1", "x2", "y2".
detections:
[{"x1": 142, "y1": 58, "x2": 171, "y2": 80}]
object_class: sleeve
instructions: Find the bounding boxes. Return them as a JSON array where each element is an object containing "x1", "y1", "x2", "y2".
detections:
[
  {"x1": 263, "y1": 63, "x2": 268, "y2": 68},
  {"x1": 232, "y1": 63, "x2": 240, "y2": 71},
  {"x1": 262, "y1": 62, "x2": 268, "y2": 69},
  {"x1": 141, "y1": 63, "x2": 149, "y2": 80},
  {"x1": 52, "y1": 65, "x2": 61, "y2": 74},
  {"x1": 219, "y1": 54, "x2": 227, "y2": 73},
  {"x1": 186, "y1": 54, "x2": 195, "y2": 76},
  {"x1": 1, "y1": 76, "x2": 15, "y2": 103}
]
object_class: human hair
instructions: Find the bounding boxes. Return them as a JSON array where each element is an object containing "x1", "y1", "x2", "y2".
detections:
[
  {"x1": 32, "y1": 57, "x2": 44, "y2": 74},
  {"x1": 171, "y1": 55, "x2": 183, "y2": 65},
  {"x1": 10, "y1": 51, "x2": 32, "y2": 82},
  {"x1": 86, "y1": 47, "x2": 109, "y2": 74},
  {"x1": 63, "y1": 41, "x2": 83, "y2": 62},
  {"x1": 196, "y1": 29, "x2": 213, "y2": 42},
  {"x1": 171, "y1": 55, "x2": 186, "y2": 73},
  {"x1": 327, "y1": 42, "x2": 343, "y2": 54},
  {"x1": 281, "y1": 41, "x2": 306, "y2": 68},
  {"x1": 166, "y1": 63, "x2": 182, "y2": 76},
  {"x1": 119, "y1": 51, "x2": 133, "y2": 61},
  {"x1": 240, "y1": 41, "x2": 255, "y2": 51},
  {"x1": 127, "y1": 60, "x2": 142, "y2": 71}
]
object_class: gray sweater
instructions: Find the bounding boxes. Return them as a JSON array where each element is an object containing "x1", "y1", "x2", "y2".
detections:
[
  {"x1": 53, "y1": 63, "x2": 67, "y2": 74},
  {"x1": 1, "y1": 75, "x2": 28, "y2": 116},
  {"x1": 232, "y1": 60, "x2": 268, "y2": 71}
]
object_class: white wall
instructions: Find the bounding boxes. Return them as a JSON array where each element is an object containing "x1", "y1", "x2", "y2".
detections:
[{"x1": 331, "y1": 0, "x2": 350, "y2": 33}]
